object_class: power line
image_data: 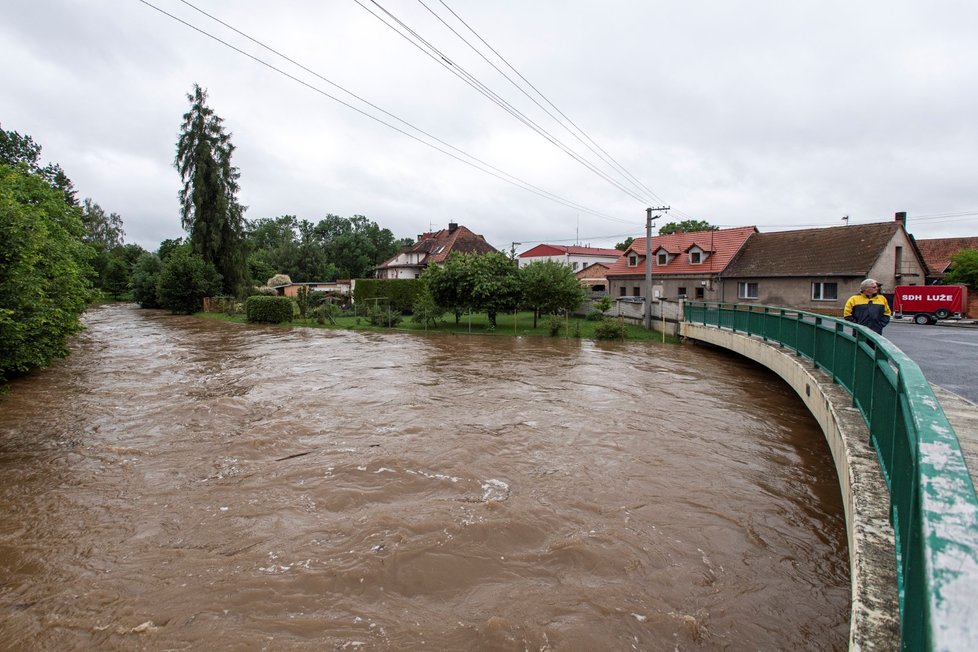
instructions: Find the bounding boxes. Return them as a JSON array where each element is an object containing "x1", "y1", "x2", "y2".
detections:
[
  {"x1": 514, "y1": 232, "x2": 639, "y2": 246},
  {"x1": 138, "y1": 0, "x2": 636, "y2": 225},
  {"x1": 355, "y1": 0, "x2": 659, "y2": 206},
  {"x1": 419, "y1": 0, "x2": 666, "y2": 206}
]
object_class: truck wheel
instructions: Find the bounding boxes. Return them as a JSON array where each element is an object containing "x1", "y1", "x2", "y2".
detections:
[
  {"x1": 914, "y1": 314, "x2": 932, "y2": 325},
  {"x1": 935, "y1": 308, "x2": 950, "y2": 319}
]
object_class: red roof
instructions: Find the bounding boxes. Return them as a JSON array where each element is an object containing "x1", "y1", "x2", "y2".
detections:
[
  {"x1": 519, "y1": 244, "x2": 621, "y2": 258},
  {"x1": 606, "y1": 226, "x2": 757, "y2": 277},
  {"x1": 915, "y1": 237, "x2": 978, "y2": 276}
]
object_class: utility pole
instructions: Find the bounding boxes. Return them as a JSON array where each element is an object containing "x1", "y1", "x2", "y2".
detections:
[
  {"x1": 644, "y1": 206, "x2": 670, "y2": 330},
  {"x1": 510, "y1": 242, "x2": 522, "y2": 263}
]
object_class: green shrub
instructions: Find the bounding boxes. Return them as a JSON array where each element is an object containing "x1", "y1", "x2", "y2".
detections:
[
  {"x1": 367, "y1": 304, "x2": 401, "y2": 327},
  {"x1": 245, "y1": 295, "x2": 294, "y2": 323},
  {"x1": 311, "y1": 302, "x2": 339, "y2": 325},
  {"x1": 411, "y1": 291, "x2": 444, "y2": 327},
  {"x1": 585, "y1": 310, "x2": 604, "y2": 321},
  {"x1": 548, "y1": 314, "x2": 562, "y2": 336},
  {"x1": 593, "y1": 318, "x2": 627, "y2": 341}
]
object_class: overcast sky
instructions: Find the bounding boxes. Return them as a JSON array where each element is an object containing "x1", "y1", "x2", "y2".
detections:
[{"x1": 4, "y1": 1, "x2": 977, "y2": 252}]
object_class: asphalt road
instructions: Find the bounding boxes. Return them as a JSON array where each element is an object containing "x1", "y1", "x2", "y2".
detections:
[{"x1": 884, "y1": 320, "x2": 978, "y2": 404}]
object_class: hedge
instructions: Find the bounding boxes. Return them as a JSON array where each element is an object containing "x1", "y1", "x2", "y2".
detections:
[
  {"x1": 245, "y1": 295, "x2": 294, "y2": 324},
  {"x1": 353, "y1": 279, "x2": 421, "y2": 314}
]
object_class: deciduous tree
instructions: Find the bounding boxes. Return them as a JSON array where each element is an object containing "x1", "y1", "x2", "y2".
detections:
[
  {"x1": 155, "y1": 246, "x2": 222, "y2": 314},
  {"x1": 520, "y1": 260, "x2": 586, "y2": 327},
  {"x1": 131, "y1": 252, "x2": 163, "y2": 308},
  {"x1": 945, "y1": 249, "x2": 978, "y2": 290},
  {"x1": 658, "y1": 220, "x2": 716, "y2": 235},
  {"x1": 615, "y1": 237, "x2": 635, "y2": 251},
  {"x1": 0, "y1": 124, "x2": 77, "y2": 205},
  {"x1": 468, "y1": 252, "x2": 522, "y2": 327},
  {"x1": 0, "y1": 163, "x2": 93, "y2": 383}
]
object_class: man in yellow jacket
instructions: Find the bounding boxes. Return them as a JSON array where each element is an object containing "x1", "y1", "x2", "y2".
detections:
[{"x1": 843, "y1": 278, "x2": 892, "y2": 335}]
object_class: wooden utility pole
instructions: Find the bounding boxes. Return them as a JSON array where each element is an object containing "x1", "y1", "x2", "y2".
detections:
[{"x1": 644, "y1": 206, "x2": 669, "y2": 329}]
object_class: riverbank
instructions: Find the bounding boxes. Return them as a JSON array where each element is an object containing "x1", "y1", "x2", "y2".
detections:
[{"x1": 194, "y1": 308, "x2": 680, "y2": 343}]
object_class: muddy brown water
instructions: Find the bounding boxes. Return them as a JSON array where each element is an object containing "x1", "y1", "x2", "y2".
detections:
[{"x1": 0, "y1": 304, "x2": 849, "y2": 650}]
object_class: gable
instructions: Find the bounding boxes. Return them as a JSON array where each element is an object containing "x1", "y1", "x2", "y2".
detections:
[{"x1": 519, "y1": 244, "x2": 566, "y2": 258}]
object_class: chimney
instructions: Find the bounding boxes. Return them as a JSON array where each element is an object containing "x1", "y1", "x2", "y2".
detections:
[
  {"x1": 448, "y1": 222, "x2": 458, "y2": 233},
  {"x1": 895, "y1": 211, "x2": 907, "y2": 226}
]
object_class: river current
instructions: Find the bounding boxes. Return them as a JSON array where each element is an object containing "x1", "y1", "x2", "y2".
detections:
[{"x1": 0, "y1": 304, "x2": 849, "y2": 650}]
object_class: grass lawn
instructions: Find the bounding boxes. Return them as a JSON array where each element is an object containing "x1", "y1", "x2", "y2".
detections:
[{"x1": 196, "y1": 309, "x2": 676, "y2": 343}]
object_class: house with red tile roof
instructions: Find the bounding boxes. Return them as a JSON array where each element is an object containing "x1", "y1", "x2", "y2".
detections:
[
  {"x1": 605, "y1": 226, "x2": 757, "y2": 302},
  {"x1": 576, "y1": 262, "x2": 611, "y2": 295},
  {"x1": 721, "y1": 217, "x2": 927, "y2": 313},
  {"x1": 915, "y1": 236, "x2": 978, "y2": 284},
  {"x1": 375, "y1": 223, "x2": 497, "y2": 279},
  {"x1": 517, "y1": 244, "x2": 621, "y2": 273}
]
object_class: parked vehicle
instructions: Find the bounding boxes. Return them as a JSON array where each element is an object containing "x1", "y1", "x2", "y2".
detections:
[{"x1": 892, "y1": 285, "x2": 969, "y2": 325}]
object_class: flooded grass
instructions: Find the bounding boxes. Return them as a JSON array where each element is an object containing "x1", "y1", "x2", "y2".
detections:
[{"x1": 196, "y1": 309, "x2": 679, "y2": 342}]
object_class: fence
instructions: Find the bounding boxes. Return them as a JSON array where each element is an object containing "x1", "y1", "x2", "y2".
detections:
[{"x1": 684, "y1": 301, "x2": 978, "y2": 650}]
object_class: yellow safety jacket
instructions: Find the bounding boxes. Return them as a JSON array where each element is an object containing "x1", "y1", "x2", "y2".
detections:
[{"x1": 843, "y1": 293, "x2": 891, "y2": 334}]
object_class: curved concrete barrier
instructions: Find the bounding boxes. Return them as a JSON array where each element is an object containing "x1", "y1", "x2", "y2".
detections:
[{"x1": 682, "y1": 322, "x2": 900, "y2": 649}]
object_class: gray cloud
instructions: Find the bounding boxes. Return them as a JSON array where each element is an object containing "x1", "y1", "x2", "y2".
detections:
[{"x1": 3, "y1": 0, "x2": 976, "y2": 253}]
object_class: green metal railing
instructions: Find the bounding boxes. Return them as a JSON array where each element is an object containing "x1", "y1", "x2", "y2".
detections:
[{"x1": 685, "y1": 301, "x2": 978, "y2": 650}]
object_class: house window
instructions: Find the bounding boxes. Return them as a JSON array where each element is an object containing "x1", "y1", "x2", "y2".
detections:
[
  {"x1": 812, "y1": 282, "x2": 838, "y2": 301},
  {"x1": 695, "y1": 287, "x2": 705, "y2": 299},
  {"x1": 572, "y1": 262, "x2": 579, "y2": 270},
  {"x1": 657, "y1": 252, "x2": 668, "y2": 265},
  {"x1": 678, "y1": 286, "x2": 687, "y2": 298},
  {"x1": 690, "y1": 251, "x2": 702, "y2": 264},
  {"x1": 632, "y1": 287, "x2": 641, "y2": 296},
  {"x1": 738, "y1": 282, "x2": 758, "y2": 299},
  {"x1": 628, "y1": 253, "x2": 638, "y2": 266},
  {"x1": 619, "y1": 286, "x2": 627, "y2": 297}
]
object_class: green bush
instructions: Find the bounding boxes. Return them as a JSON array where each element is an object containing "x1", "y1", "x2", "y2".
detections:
[
  {"x1": 548, "y1": 314, "x2": 562, "y2": 336},
  {"x1": 585, "y1": 310, "x2": 604, "y2": 321},
  {"x1": 367, "y1": 304, "x2": 401, "y2": 327},
  {"x1": 311, "y1": 302, "x2": 339, "y2": 325},
  {"x1": 593, "y1": 318, "x2": 627, "y2": 341},
  {"x1": 245, "y1": 295, "x2": 294, "y2": 323},
  {"x1": 411, "y1": 290, "x2": 444, "y2": 327}
]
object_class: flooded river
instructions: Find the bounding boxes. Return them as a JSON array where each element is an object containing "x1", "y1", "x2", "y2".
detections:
[{"x1": 0, "y1": 304, "x2": 849, "y2": 650}]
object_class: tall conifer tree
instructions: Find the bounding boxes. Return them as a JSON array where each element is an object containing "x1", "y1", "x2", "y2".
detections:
[{"x1": 174, "y1": 84, "x2": 246, "y2": 294}]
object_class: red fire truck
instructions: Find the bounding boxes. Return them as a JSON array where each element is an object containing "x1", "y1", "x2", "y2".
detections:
[{"x1": 892, "y1": 285, "x2": 969, "y2": 324}]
